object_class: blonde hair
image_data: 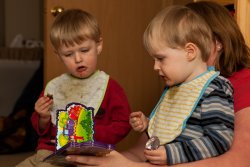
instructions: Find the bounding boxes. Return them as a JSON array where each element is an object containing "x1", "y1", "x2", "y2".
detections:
[
  {"x1": 50, "y1": 9, "x2": 101, "y2": 50},
  {"x1": 187, "y1": 1, "x2": 250, "y2": 77},
  {"x1": 143, "y1": 5, "x2": 213, "y2": 62}
]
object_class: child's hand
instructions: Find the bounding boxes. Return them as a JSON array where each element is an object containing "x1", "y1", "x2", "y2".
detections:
[
  {"x1": 144, "y1": 146, "x2": 167, "y2": 165},
  {"x1": 34, "y1": 96, "x2": 53, "y2": 119},
  {"x1": 129, "y1": 111, "x2": 148, "y2": 132}
]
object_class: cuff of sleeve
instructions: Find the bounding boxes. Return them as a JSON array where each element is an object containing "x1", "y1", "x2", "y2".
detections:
[
  {"x1": 165, "y1": 142, "x2": 188, "y2": 165},
  {"x1": 37, "y1": 118, "x2": 52, "y2": 136}
]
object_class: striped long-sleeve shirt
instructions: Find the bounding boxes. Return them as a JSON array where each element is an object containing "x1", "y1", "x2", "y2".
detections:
[{"x1": 165, "y1": 76, "x2": 234, "y2": 165}]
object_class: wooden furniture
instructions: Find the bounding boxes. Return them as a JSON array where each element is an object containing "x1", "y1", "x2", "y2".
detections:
[{"x1": 236, "y1": 0, "x2": 250, "y2": 47}]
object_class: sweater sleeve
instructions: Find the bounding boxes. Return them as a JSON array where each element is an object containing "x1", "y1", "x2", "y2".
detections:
[
  {"x1": 93, "y1": 78, "x2": 132, "y2": 144},
  {"x1": 165, "y1": 77, "x2": 235, "y2": 165},
  {"x1": 228, "y1": 68, "x2": 250, "y2": 112}
]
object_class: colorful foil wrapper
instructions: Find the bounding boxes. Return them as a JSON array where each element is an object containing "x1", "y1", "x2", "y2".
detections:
[
  {"x1": 43, "y1": 102, "x2": 114, "y2": 165},
  {"x1": 145, "y1": 136, "x2": 160, "y2": 150},
  {"x1": 56, "y1": 103, "x2": 95, "y2": 150}
]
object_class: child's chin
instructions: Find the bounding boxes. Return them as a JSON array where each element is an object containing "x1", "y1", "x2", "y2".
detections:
[
  {"x1": 72, "y1": 74, "x2": 88, "y2": 79},
  {"x1": 77, "y1": 73, "x2": 93, "y2": 79},
  {"x1": 78, "y1": 76, "x2": 88, "y2": 79},
  {"x1": 165, "y1": 82, "x2": 174, "y2": 87}
]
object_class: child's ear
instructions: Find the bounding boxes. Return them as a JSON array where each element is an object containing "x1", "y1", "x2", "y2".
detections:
[
  {"x1": 97, "y1": 38, "x2": 103, "y2": 55},
  {"x1": 184, "y1": 42, "x2": 197, "y2": 61}
]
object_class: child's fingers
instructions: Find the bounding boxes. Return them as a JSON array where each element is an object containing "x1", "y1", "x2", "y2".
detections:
[
  {"x1": 35, "y1": 101, "x2": 51, "y2": 112},
  {"x1": 148, "y1": 160, "x2": 162, "y2": 165},
  {"x1": 35, "y1": 98, "x2": 53, "y2": 114},
  {"x1": 144, "y1": 149, "x2": 160, "y2": 156},
  {"x1": 145, "y1": 154, "x2": 167, "y2": 165},
  {"x1": 130, "y1": 117, "x2": 139, "y2": 125},
  {"x1": 130, "y1": 111, "x2": 142, "y2": 118},
  {"x1": 35, "y1": 96, "x2": 51, "y2": 108},
  {"x1": 144, "y1": 147, "x2": 167, "y2": 165},
  {"x1": 130, "y1": 112, "x2": 143, "y2": 124},
  {"x1": 135, "y1": 125, "x2": 144, "y2": 131},
  {"x1": 50, "y1": 139, "x2": 56, "y2": 143},
  {"x1": 130, "y1": 120, "x2": 143, "y2": 130},
  {"x1": 144, "y1": 150, "x2": 160, "y2": 163},
  {"x1": 130, "y1": 118, "x2": 143, "y2": 126},
  {"x1": 130, "y1": 111, "x2": 147, "y2": 132},
  {"x1": 144, "y1": 154, "x2": 159, "y2": 162},
  {"x1": 130, "y1": 119, "x2": 140, "y2": 127}
]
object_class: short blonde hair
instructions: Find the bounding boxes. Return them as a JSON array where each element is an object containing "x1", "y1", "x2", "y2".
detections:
[
  {"x1": 187, "y1": 1, "x2": 250, "y2": 77},
  {"x1": 50, "y1": 9, "x2": 101, "y2": 50},
  {"x1": 143, "y1": 5, "x2": 213, "y2": 62}
]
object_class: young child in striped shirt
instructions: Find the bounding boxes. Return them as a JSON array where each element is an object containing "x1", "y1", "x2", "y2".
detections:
[{"x1": 129, "y1": 5, "x2": 234, "y2": 166}]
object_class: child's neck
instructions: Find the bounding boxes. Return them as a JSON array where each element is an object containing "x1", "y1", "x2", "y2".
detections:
[{"x1": 185, "y1": 63, "x2": 208, "y2": 83}]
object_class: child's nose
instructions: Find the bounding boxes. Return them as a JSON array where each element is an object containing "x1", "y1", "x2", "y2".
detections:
[
  {"x1": 153, "y1": 61, "x2": 160, "y2": 71},
  {"x1": 75, "y1": 53, "x2": 83, "y2": 63}
]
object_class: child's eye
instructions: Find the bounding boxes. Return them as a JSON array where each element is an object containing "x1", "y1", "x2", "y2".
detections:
[
  {"x1": 152, "y1": 54, "x2": 165, "y2": 62},
  {"x1": 80, "y1": 49, "x2": 89, "y2": 53},
  {"x1": 63, "y1": 53, "x2": 72, "y2": 57},
  {"x1": 156, "y1": 57, "x2": 164, "y2": 61}
]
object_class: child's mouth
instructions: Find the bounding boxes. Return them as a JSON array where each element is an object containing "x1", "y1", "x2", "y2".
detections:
[{"x1": 77, "y1": 66, "x2": 87, "y2": 72}]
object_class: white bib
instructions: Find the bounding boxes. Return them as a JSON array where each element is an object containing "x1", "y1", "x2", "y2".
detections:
[
  {"x1": 148, "y1": 70, "x2": 219, "y2": 144},
  {"x1": 44, "y1": 70, "x2": 109, "y2": 125}
]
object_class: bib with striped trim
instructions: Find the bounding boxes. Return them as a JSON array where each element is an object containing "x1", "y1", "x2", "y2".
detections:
[
  {"x1": 44, "y1": 70, "x2": 109, "y2": 125},
  {"x1": 148, "y1": 70, "x2": 219, "y2": 145}
]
